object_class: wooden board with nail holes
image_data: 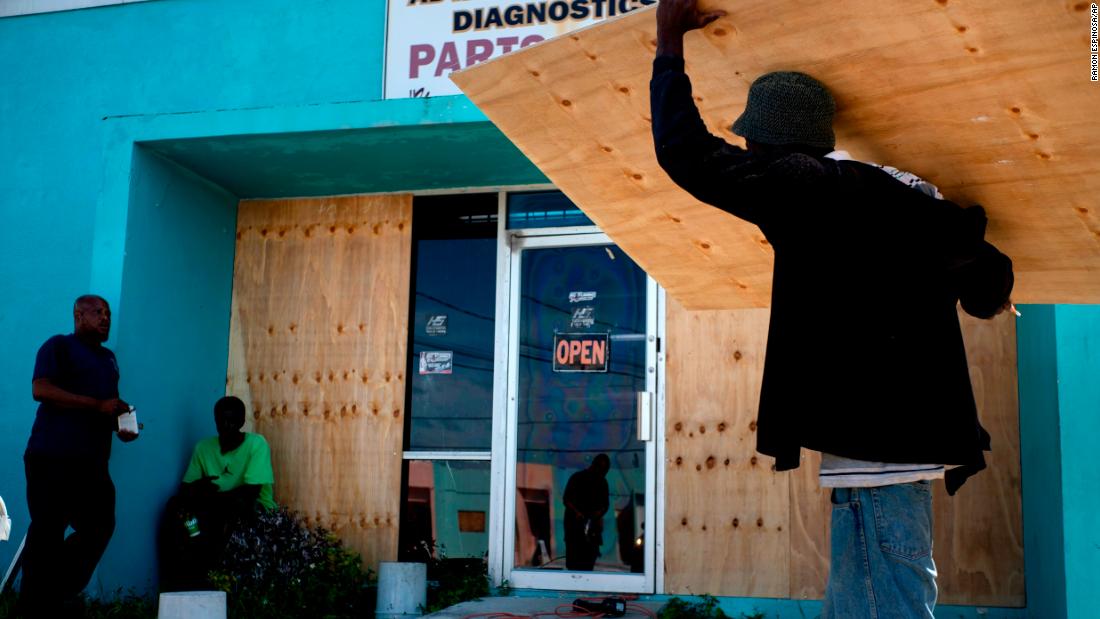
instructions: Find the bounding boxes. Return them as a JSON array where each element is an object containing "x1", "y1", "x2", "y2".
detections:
[
  {"x1": 226, "y1": 194, "x2": 412, "y2": 571},
  {"x1": 452, "y1": 0, "x2": 1100, "y2": 309},
  {"x1": 668, "y1": 302, "x2": 1023, "y2": 603},
  {"x1": 664, "y1": 302, "x2": 789, "y2": 595}
]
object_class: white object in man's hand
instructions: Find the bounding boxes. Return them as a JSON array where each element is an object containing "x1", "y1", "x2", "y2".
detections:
[
  {"x1": 118, "y1": 407, "x2": 139, "y2": 439},
  {"x1": 0, "y1": 494, "x2": 11, "y2": 541}
]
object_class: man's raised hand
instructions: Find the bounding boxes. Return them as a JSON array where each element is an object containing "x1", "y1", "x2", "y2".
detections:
[{"x1": 656, "y1": 0, "x2": 727, "y2": 57}]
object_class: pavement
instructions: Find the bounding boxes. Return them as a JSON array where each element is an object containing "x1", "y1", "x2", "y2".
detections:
[{"x1": 422, "y1": 595, "x2": 665, "y2": 618}]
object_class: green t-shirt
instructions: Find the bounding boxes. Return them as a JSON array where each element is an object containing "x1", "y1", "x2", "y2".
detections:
[{"x1": 182, "y1": 432, "x2": 276, "y2": 510}]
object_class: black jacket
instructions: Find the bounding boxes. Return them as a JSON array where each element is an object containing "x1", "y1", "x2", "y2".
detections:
[{"x1": 650, "y1": 56, "x2": 1014, "y2": 494}]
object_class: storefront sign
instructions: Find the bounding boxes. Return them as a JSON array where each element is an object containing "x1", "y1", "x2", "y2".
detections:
[
  {"x1": 553, "y1": 332, "x2": 608, "y2": 372},
  {"x1": 385, "y1": 0, "x2": 657, "y2": 99},
  {"x1": 419, "y1": 351, "x2": 454, "y2": 374}
]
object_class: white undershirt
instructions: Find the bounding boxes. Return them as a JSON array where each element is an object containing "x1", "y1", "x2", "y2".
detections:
[{"x1": 819, "y1": 453, "x2": 945, "y2": 488}]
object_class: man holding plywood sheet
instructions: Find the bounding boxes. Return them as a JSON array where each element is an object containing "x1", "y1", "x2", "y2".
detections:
[{"x1": 651, "y1": 1, "x2": 1014, "y2": 616}]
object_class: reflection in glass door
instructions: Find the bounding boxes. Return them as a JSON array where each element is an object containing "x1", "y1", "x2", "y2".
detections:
[{"x1": 505, "y1": 234, "x2": 657, "y2": 593}]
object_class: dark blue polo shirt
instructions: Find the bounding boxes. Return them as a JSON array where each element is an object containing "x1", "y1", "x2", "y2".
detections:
[{"x1": 25, "y1": 334, "x2": 120, "y2": 461}]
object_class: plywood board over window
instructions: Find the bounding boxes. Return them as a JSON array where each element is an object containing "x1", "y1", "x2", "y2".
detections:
[
  {"x1": 227, "y1": 195, "x2": 413, "y2": 570},
  {"x1": 664, "y1": 305, "x2": 788, "y2": 596},
  {"x1": 452, "y1": 0, "x2": 1100, "y2": 309},
  {"x1": 665, "y1": 300, "x2": 1023, "y2": 605}
]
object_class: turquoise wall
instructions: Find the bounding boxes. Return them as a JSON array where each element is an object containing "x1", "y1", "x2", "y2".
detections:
[
  {"x1": 1052, "y1": 307, "x2": 1100, "y2": 617},
  {"x1": 1016, "y1": 305, "x2": 1100, "y2": 618},
  {"x1": 0, "y1": 0, "x2": 534, "y2": 594},
  {"x1": 1017, "y1": 306, "x2": 1067, "y2": 618},
  {"x1": 99, "y1": 146, "x2": 239, "y2": 590}
]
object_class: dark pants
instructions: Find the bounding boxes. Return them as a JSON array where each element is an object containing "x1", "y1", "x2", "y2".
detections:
[
  {"x1": 159, "y1": 487, "x2": 257, "y2": 591},
  {"x1": 159, "y1": 493, "x2": 227, "y2": 592},
  {"x1": 564, "y1": 520, "x2": 600, "y2": 571},
  {"x1": 21, "y1": 455, "x2": 115, "y2": 617}
]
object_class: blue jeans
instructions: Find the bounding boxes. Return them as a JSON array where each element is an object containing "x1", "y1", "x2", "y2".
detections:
[{"x1": 822, "y1": 482, "x2": 937, "y2": 619}]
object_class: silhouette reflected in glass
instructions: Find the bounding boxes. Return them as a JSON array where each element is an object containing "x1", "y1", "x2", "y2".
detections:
[{"x1": 562, "y1": 453, "x2": 611, "y2": 571}]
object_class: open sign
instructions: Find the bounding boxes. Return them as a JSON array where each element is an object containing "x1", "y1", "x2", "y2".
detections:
[{"x1": 553, "y1": 333, "x2": 609, "y2": 373}]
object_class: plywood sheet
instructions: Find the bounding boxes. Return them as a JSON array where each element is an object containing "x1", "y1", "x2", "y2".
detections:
[
  {"x1": 723, "y1": 307, "x2": 1023, "y2": 604},
  {"x1": 664, "y1": 301, "x2": 789, "y2": 596},
  {"x1": 453, "y1": 0, "x2": 1100, "y2": 309},
  {"x1": 226, "y1": 194, "x2": 413, "y2": 570},
  {"x1": 936, "y1": 311, "x2": 1025, "y2": 606},
  {"x1": 788, "y1": 449, "x2": 830, "y2": 600}
]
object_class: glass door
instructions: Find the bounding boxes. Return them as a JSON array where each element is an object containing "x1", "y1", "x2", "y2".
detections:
[{"x1": 504, "y1": 232, "x2": 657, "y2": 593}]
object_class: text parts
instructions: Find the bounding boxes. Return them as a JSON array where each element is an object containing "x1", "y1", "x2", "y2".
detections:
[{"x1": 409, "y1": 35, "x2": 543, "y2": 79}]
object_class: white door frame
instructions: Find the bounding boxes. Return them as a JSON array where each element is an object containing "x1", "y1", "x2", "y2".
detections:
[{"x1": 487, "y1": 226, "x2": 665, "y2": 594}]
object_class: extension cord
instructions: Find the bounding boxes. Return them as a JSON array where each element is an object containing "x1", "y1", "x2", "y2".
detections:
[{"x1": 572, "y1": 596, "x2": 627, "y2": 617}]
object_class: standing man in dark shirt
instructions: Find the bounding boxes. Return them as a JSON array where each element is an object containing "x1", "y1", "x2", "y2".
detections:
[
  {"x1": 21, "y1": 295, "x2": 138, "y2": 617},
  {"x1": 651, "y1": 2, "x2": 1013, "y2": 616},
  {"x1": 562, "y1": 454, "x2": 610, "y2": 571}
]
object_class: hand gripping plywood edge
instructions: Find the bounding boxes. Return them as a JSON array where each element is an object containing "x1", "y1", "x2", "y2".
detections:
[{"x1": 452, "y1": 0, "x2": 1100, "y2": 309}]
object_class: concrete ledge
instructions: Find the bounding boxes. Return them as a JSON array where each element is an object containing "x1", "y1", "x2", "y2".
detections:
[{"x1": 157, "y1": 591, "x2": 227, "y2": 619}]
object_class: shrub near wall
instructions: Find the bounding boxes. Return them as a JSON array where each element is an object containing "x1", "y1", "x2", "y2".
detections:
[{"x1": 208, "y1": 507, "x2": 375, "y2": 619}]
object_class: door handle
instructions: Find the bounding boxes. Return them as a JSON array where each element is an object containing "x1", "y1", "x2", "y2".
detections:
[{"x1": 636, "y1": 391, "x2": 653, "y2": 442}]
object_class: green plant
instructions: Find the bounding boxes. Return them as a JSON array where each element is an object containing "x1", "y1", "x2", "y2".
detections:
[
  {"x1": 207, "y1": 506, "x2": 374, "y2": 619},
  {"x1": 658, "y1": 595, "x2": 729, "y2": 619},
  {"x1": 0, "y1": 588, "x2": 156, "y2": 619},
  {"x1": 81, "y1": 589, "x2": 156, "y2": 619}
]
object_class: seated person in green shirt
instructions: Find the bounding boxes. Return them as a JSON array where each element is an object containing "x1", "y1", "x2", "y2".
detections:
[
  {"x1": 161, "y1": 396, "x2": 275, "y2": 590},
  {"x1": 181, "y1": 395, "x2": 276, "y2": 512}
]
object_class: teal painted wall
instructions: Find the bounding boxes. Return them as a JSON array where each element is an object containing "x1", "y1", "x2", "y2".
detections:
[
  {"x1": 142, "y1": 123, "x2": 546, "y2": 198},
  {"x1": 1016, "y1": 306, "x2": 1067, "y2": 618},
  {"x1": 1053, "y1": 306, "x2": 1100, "y2": 618},
  {"x1": 98, "y1": 146, "x2": 239, "y2": 591},
  {"x1": 1017, "y1": 305, "x2": 1100, "y2": 619},
  {"x1": 0, "y1": 0, "x2": 534, "y2": 594},
  {"x1": 0, "y1": 0, "x2": 369, "y2": 591}
]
